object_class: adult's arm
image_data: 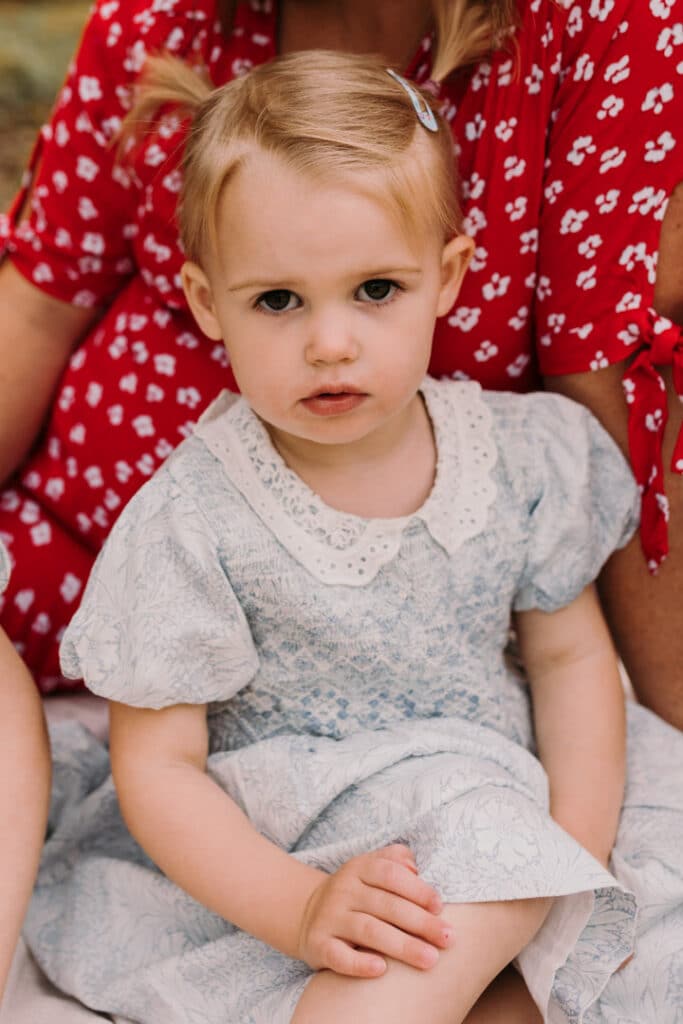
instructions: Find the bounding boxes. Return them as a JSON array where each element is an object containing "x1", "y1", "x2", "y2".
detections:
[
  {"x1": 0, "y1": 262, "x2": 97, "y2": 485},
  {"x1": 0, "y1": 628, "x2": 51, "y2": 1001}
]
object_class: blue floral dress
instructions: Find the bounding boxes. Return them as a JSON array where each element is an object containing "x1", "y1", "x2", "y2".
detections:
[{"x1": 24, "y1": 380, "x2": 683, "y2": 1023}]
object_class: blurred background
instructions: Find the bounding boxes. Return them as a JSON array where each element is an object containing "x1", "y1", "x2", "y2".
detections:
[{"x1": 0, "y1": 0, "x2": 88, "y2": 208}]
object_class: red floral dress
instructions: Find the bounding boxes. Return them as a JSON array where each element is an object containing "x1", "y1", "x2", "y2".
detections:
[{"x1": 0, "y1": 0, "x2": 681, "y2": 691}]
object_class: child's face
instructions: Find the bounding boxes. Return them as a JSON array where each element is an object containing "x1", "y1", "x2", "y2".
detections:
[{"x1": 183, "y1": 150, "x2": 471, "y2": 456}]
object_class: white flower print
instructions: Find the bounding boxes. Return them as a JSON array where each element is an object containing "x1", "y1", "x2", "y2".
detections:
[
  {"x1": 103, "y1": 489, "x2": 121, "y2": 511},
  {"x1": 567, "y1": 135, "x2": 596, "y2": 166},
  {"x1": 465, "y1": 114, "x2": 486, "y2": 141},
  {"x1": 59, "y1": 573, "x2": 82, "y2": 604},
  {"x1": 604, "y1": 56, "x2": 630, "y2": 85},
  {"x1": 146, "y1": 384, "x2": 165, "y2": 403},
  {"x1": 599, "y1": 147, "x2": 627, "y2": 173},
  {"x1": 482, "y1": 274, "x2": 511, "y2": 301},
  {"x1": 86, "y1": 383, "x2": 103, "y2": 407},
  {"x1": 76, "y1": 513, "x2": 92, "y2": 535},
  {"x1": 166, "y1": 27, "x2": 185, "y2": 51},
  {"x1": 99, "y1": 1, "x2": 120, "y2": 19},
  {"x1": 623, "y1": 378, "x2": 636, "y2": 404},
  {"x1": 78, "y1": 76, "x2": 103, "y2": 102},
  {"x1": 596, "y1": 189, "x2": 620, "y2": 214},
  {"x1": 211, "y1": 345, "x2": 229, "y2": 368},
  {"x1": 574, "y1": 53, "x2": 595, "y2": 82},
  {"x1": 569, "y1": 323, "x2": 594, "y2": 340},
  {"x1": 505, "y1": 197, "x2": 527, "y2": 222},
  {"x1": 78, "y1": 257, "x2": 102, "y2": 275},
  {"x1": 597, "y1": 95, "x2": 625, "y2": 120},
  {"x1": 32, "y1": 263, "x2": 54, "y2": 285},
  {"x1": 616, "y1": 291, "x2": 643, "y2": 312},
  {"x1": 508, "y1": 306, "x2": 529, "y2": 331},
  {"x1": 525, "y1": 64, "x2": 543, "y2": 95},
  {"x1": 31, "y1": 611, "x2": 52, "y2": 633},
  {"x1": 108, "y1": 336, "x2": 127, "y2": 359},
  {"x1": 45, "y1": 478, "x2": 65, "y2": 501},
  {"x1": 462, "y1": 173, "x2": 485, "y2": 201},
  {"x1": 628, "y1": 187, "x2": 667, "y2": 216},
  {"x1": 576, "y1": 267, "x2": 597, "y2": 290},
  {"x1": 177, "y1": 332, "x2": 200, "y2": 349},
  {"x1": 645, "y1": 130, "x2": 676, "y2": 162},
  {"x1": 503, "y1": 156, "x2": 526, "y2": 181},
  {"x1": 544, "y1": 180, "x2": 564, "y2": 205},
  {"x1": 163, "y1": 169, "x2": 183, "y2": 193},
  {"x1": 76, "y1": 156, "x2": 99, "y2": 183},
  {"x1": 115, "y1": 461, "x2": 133, "y2": 484},
  {"x1": 657, "y1": 24, "x2": 683, "y2": 57},
  {"x1": 645, "y1": 408, "x2": 665, "y2": 432},
  {"x1": 73, "y1": 291, "x2": 97, "y2": 308},
  {"x1": 473, "y1": 340, "x2": 499, "y2": 362},
  {"x1": 642, "y1": 83, "x2": 674, "y2": 115},
  {"x1": 84, "y1": 466, "x2": 104, "y2": 489},
  {"x1": 119, "y1": 373, "x2": 138, "y2": 394},
  {"x1": 55, "y1": 122, "x2": 70, "y2": 147},
  {"x1": 124, "y1": 40, "x2": 148, "y2": 74},
  {"x1": 52, "y1": 171, "x2": 69, "y2": 194},
  {"x1": 589, "y1": 0, "x2": 615, "y2": 21},
  {"x1": 78, "y1": 197, "x2": 99, "y2": 221},
  {"x1": 469, "y1": 247, "x2": 488, "y2": 273},
  {"x1": 145, "y1": 144, "x2": 167, "y2": 168},
  {"x1": 232, "y1": 58, "x2": 254, "y2": 77},
  {"x1": 494, "y1": 117, "x2": 517, "y2": 143},
  {"x1": 81, "y1": 232, "x2": 105, "y2": 255},
  {"x1": 132, "y1": 342, "x2": 150, "y2": 364},
  {"x1": 176, "y1": 387, "x2": 202, "y2": 409},
  {"x1": 14, "y1": 590, "x2": 35, "y2": 613},
  {"x1": 154, "y1": 354, "x2": 177, "y2": 377},
  {"x1": 463, "y1": 207, "x2": 487, "y2": 236},
  {"x1": 560, "y1": 208, "x2": 589, "y2": 234},
  {"x1": 106, "y1": 21, "x2": 123, "y2": 47},
  {"x1": 589, "y1": 350, "x2": 609, "y2": 370},
  {"x1": 536, "y1": 275, "x2": 552, "y2": 301},
  {"x1": 567, "y1": 6, "x2": 583, "y2": 36},
  {"x1": 19, "y1": 501, "x2": 40, "y2": 526},
  {"x1": 519, "y1": 230, "x2": 538, "y2": 254},
  {"x1": 619, "y1": 242, "x2": 649, "y2": 272},
  {"x1": 578, "y1": 234, "x2": 603, "y2": 259},
  {"x1": 137, "y1": 454, "x2": 156, "y2": 476},
  {"x1": 132, "y1": 416, "x2": 155, "y2": 438},
  {"x1": 506, "y1": 354, "x2": 530, "y2": 378},
  {"x1": 470, "y1": 63, "x2": 492, "y2": 92},
  {"x1": 650, "y1": 0, "x2": 676, "y2": 18},
  {"x1": 617, "y1": 323, "x2": 641, "y2": 346}
]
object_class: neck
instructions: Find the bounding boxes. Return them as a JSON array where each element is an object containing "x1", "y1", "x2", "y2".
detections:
[
  {"x1": 266, "y1": 394, "x2": 437, "y2": 519},
  {"x1": 278, "y1": 0, "x2": 433, "y2": 69}
]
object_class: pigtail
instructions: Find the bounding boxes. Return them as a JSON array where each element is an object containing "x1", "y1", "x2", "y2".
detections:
[
  {"x1": 119, "y1": 55, "x2": 212, "y2": 151},
  {"x1": 430, "y1": 0, "x2": 520, "y2": 81}
]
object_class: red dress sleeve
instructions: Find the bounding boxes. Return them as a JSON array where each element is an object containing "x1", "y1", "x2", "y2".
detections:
[{"x1": 536, "y1": 0, "x2": 683, "y2": 570}]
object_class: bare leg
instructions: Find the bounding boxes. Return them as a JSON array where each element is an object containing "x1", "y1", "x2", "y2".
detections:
[
  {"x1": 292, "y1": 898, "x2": 551, "y2": 1024},
  {"x1": 463, "y1": 966, "x2": 541, "y2": 1023}
]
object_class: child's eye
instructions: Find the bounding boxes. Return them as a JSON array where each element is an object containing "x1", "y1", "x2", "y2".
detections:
[
  {"x1": 256, "y1": 289, "x2": 300, "y2": 313},
  {"x1": 357, "y1": 279, "x2": 399, "y2": 304}
]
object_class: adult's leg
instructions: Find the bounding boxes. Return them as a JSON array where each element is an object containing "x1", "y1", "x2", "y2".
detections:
[{"x1": 292, "y1": 897, "x2": 551, "y2": 1024}]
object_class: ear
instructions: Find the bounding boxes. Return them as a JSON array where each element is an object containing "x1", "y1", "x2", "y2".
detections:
[
  {"x1": 436, "y1": 234, "x2": 474, "y2": 318},
  {"x1": 181, "y1": 261, "x2": 224, "y2": 341}
]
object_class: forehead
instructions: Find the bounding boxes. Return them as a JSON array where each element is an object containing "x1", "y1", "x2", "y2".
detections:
[{"x1": 210, "y1": 150, "x2": 432, "y2": 277}]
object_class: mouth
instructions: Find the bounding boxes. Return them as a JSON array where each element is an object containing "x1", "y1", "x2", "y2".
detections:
[{"x1": 300, "y1": 385, "x2": 368, "y2": 417}]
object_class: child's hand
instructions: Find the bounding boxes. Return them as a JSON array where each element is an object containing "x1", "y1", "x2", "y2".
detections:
[{"x1": 296, "y1": 844, "x2": 453, "y2": 977}]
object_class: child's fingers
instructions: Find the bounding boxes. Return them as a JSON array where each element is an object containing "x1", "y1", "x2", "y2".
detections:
[
  {"x1": 361, "y1": 852, "x2": 443, "y2": 914},
  {"x1": 321, "y1": 937, "x2": 387, "y2": 978},
  {"x1": 360, "y1": 888, "x2": 453, "y2": 951},
  {"x1": 345, "y1": 912, "x2": 442, "y2": 971}
]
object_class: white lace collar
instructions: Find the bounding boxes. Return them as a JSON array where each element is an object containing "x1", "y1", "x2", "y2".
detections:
[{"x1": 194, "y1": 378, "x2": 497, "y2": 586}]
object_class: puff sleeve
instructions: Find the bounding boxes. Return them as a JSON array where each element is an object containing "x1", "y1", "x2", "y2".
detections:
[
  {"x1": 60, "y1": 465, "x2": 259, "y2": 708},
  {"x1": 0, "y1": 539, "x2": 10, "y2": 595},
  {"x1": 513, "y1": 394, "x2": 639, "y2": 613}
]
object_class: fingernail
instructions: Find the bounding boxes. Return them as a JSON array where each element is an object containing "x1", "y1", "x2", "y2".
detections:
[
  {"x1": 370, "y1": 957, "x2": 386, "y2": 975},
  {"x1": 421, "y1": 946, "x2": 439, "y2": 968}
]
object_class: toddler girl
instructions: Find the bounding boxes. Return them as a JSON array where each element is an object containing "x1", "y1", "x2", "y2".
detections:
[{"x1": 24, "y1": 52, "x2": 683, "y2": 1023}]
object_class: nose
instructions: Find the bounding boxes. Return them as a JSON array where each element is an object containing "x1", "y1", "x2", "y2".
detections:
[{"x1": 304, "y1": 310, "x2": 360, "y2": 366}]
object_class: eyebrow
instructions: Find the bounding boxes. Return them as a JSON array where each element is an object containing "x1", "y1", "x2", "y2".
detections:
[{"x1": 227, "y1": 266, "x2": 424, "y2": 292}]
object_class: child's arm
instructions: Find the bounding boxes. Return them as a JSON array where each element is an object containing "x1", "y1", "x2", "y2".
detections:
[
  {"x1": 514, "y1": 585, "x2": 626, "y2": 868},
  {"x1": 109, "y1": 701, "x2": 453, "y2": 978},
  {"x1": 0, "y1": 631, "x2": 51, "y2": 1002}
]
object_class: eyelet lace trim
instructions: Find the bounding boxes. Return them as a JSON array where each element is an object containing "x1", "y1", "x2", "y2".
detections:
[{"x1": 194, "y1": 378, "x2": 498, "y2": 585}]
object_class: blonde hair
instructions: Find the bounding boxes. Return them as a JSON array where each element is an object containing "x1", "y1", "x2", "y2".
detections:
[
  {"x1": 217, "y1": 0, "x2": 519, "y2": 81},
  {"x1": 126, "y1": 51, "x2": 462, "y2": 264}
]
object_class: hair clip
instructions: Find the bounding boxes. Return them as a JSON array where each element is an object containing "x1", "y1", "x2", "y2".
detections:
[{"x1": 386, "y1": 69, "x2": 438, "y2": 133}]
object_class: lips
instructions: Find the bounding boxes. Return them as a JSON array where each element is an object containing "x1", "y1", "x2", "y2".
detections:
[{"x1": 300, "y1": 386, "x2": 367, "y2": 417}]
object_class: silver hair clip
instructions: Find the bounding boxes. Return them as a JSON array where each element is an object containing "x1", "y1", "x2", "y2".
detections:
[{"x1": 386, "y1": 69, "x2": 438, "y2": 133}]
